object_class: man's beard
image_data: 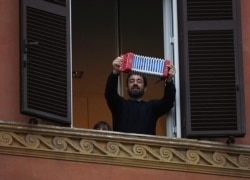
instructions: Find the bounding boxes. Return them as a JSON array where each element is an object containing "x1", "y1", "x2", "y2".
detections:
[{"x1": 127, "y1": 87, "x2": 145, "y2": 99}]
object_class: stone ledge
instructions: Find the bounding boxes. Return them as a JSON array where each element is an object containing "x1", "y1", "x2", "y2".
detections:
[{"x1": 0, "y1": 120, "x2": 249, "y2": 178}]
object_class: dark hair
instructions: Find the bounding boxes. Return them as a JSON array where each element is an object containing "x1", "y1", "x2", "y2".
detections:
[
  {"x1": 126, "y1": 72, "x2": 147, "y2": 87},
  {"x1": 93, "y1": 121, "x2": 112, "y2": 131}
]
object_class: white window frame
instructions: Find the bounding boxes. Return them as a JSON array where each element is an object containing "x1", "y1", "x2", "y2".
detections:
[{"x1": 163, "y1": 0, "x2": 181, "y2": 137}]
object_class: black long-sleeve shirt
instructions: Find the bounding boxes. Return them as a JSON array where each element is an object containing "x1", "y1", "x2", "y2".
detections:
[{"x1": 105, "y1": 73, "x2": 176, "y2": 135}]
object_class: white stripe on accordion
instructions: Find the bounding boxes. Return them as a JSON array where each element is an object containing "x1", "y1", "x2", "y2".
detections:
[{"x1": 131, "y1": 54, "x2": 165, "y2": 76}]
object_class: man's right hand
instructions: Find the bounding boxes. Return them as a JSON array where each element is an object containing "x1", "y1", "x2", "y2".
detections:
[{"x1": 112, "y1": 57, "x2": 122, "y2": 74}]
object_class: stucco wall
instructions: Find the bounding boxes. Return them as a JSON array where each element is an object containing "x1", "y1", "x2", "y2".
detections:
[
  {"x1": 240, "y1": 0, "x2": 250, "y2": 144},
  {"x1": 0, "y1": 154, "x2": 248, "y2": 180},
  {"x1": 0, "y1": 0, "x2": 30, "y2": 123}
]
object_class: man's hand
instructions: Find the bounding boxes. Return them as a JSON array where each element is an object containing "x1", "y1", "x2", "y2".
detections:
[
  {"x1": 112, "y1": 57, "x2": 122, "y2": 74},
  {"x1": 165, "y1": 64, "x2": 176, "y2": 82}
]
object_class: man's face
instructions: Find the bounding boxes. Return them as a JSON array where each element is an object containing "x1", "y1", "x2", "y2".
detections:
[{"x1": 127, "y1": 74, "x2": 146, "y2": 99}]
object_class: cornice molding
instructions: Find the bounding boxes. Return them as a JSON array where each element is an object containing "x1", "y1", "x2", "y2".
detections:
[{"x1": 0, "y1": 120, "x2": 249, "y2": 178}]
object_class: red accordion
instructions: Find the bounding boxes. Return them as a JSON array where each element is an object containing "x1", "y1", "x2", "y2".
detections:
[{"x1": 119, "y1": 52, "x2": 170, "y2": 78}]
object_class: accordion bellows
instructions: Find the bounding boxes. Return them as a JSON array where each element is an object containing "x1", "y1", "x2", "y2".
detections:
[{"x1": 119, "y1": 52, "x2": 170, "y2": 78}]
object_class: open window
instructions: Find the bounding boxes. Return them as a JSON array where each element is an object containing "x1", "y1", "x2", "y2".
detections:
[{"x1": 19, "y1": 0, "x2": 245, "y2": 138}]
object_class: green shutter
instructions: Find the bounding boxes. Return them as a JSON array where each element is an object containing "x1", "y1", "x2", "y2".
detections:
[
  {"x1": 178, "y1": 0, "x2": 245, "y2": 138},
  {"x1": 20, "y1": 0, "x2": 71, "y2": 125}
]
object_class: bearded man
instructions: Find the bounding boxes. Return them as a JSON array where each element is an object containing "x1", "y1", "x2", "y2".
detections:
[{"x1": 104, "y1": 56, "x2": 176, "y2": 135}]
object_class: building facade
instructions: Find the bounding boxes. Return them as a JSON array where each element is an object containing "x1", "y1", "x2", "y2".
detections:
[{"x1": 0, "y1": 0, "x2": 250, "y2": 179}]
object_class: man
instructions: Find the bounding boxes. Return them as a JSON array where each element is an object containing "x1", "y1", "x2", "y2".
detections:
[{"x1": 105, "y1": 56, "x2": 176, "y2": 135}]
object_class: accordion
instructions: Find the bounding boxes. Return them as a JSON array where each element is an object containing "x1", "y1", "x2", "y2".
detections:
[{"x1": 119, "y1": 52, "x2": 170, "y2": 78}]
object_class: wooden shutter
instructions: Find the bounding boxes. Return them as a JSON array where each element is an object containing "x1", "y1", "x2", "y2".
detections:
[
  {"x1": 178, "y1": 0, "x2": 245, "y2": 138},
  {"x1": 20, "y1": 0, "x2": 71, "y2": 125}
]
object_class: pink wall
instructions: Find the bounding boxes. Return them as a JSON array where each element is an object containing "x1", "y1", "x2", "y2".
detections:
[
  {"x1": 236, "y1": 0, "x2": 250, "y2": 144},
  {"x1": 0, "y1": 154, "x2": 247, "y2": 180},
  {"x1": 0, "y1": 0, "x2": 30, "y2": 123}
]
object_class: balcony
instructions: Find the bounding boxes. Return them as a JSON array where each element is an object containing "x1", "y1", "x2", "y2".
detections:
[{"x1": 0, "y1": 120, "x2": 249, "y2": 179}]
